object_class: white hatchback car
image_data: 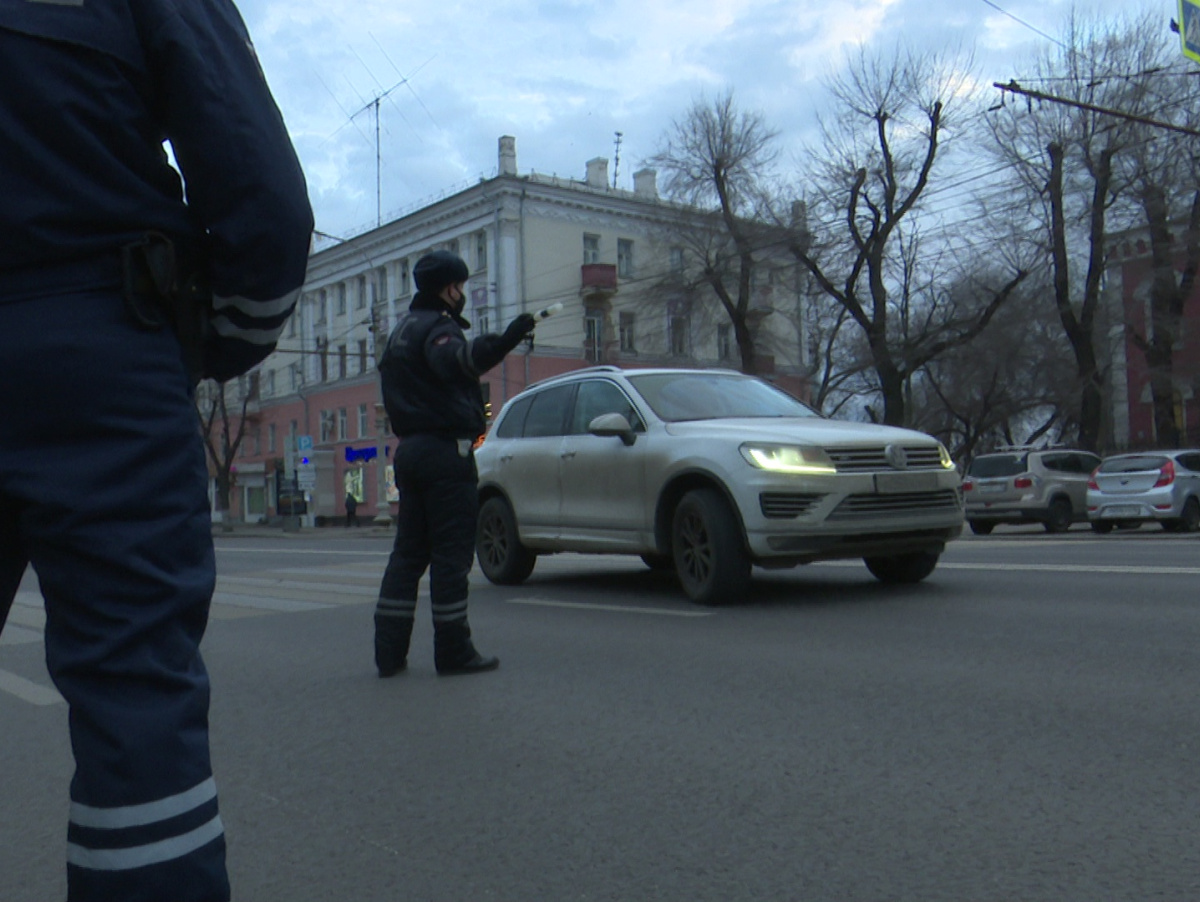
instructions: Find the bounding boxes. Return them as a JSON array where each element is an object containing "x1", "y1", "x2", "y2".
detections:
[
  {"x1": 1086, "y1": 450, "x2": 1200, "y2": 533},
  {"x1": 474, "y1": 367, "x2": 963, "y2": 605}
]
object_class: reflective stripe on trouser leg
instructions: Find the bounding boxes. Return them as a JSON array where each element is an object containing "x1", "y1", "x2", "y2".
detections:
[{"x1": 0, "y1": 288, "x2": 229, "y2": 902}]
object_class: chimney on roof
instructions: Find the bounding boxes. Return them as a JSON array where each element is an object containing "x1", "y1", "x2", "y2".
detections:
[
  {"x1": 633, "y1": 168, "x2": 657, "y2": 199},
  {"x1": 585, "y1": 157, "x2": 608, "y2": 189},
  {"x1": 498, "y1": 136, "x2": 517, "y2": 176}
]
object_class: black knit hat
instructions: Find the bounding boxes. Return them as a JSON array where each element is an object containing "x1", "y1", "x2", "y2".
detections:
[{"x1": 413, "y1": 250, "x2": 469, "y2": 294}]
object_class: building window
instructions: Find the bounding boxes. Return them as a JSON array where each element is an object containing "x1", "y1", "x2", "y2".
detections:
[
  {"x1": 336, "y1": 283, "x2": 347, "y2": 316},
  {"x1": 476, "y1": 231, "x2": 487, "y2": 270},
  {"x1": 448, "y1": 238, "x2": 459, "y2": 256},
  {"x1": 670, "y1": 246, "x2": 685, "y2": 273},
  {"x1": 338, "y1": 408, "x2": 348, "y2": 441},
  {"x1": 358, "y1": 339, "x2": 369, "y2": 374},
  {"x1": 356, "y1": 275, "x2": 367, "y2": 310},
  {"x1": 317, "y1": 290, "x2": 327, "y2": 323},
  {"x1": 317, "y1": 336, "x2": 328, "y2": 382},
  {"x1": 268, "y1": 422, "x2": 276, "y2": 453},
  {"x1": 669, "y1": 314, "x2": 690, "y2": 357},
  {"x1": 717, "y1": 323, "x2": 732, "y2": 360},
  {"x1": 617, "y1": 239, "x2": 634, "y2": 278},
  {"x1": 583, "y1": 233, "x2": 600, "y2": 265},
  {"x1": 337, "y1": 344, "x2": 347, "y2": 380},
  {"x1": 399, "y1": 259, "x2": 410, "y2": 297},
  {"x1": 377, "y1": 266, "x2": 388, "y2": 304},
  {"x1": 476, "y1": 304, "x2": 490, "y2": 335},
  {"x1": 358, "y1": 403, "x2": 369, "y2": 437},
  {"x1": 264, "y1": 369, "x2": 276, "y2": 397},
  {"x1": 584, "y1": 308, "x2": 604, "y2": 362},
  {"x1": 290, "y1": 363, "x2": 301, "y2": 392},
  {"x1": 320, "y1": 410, "x2": 334, "y2": 443},
  {"x1": 288, "y1": 303, "x2": 299, "y2": 337},
  {"x1": 619, "y1": 311, "x2": 636, "y2": 353}
]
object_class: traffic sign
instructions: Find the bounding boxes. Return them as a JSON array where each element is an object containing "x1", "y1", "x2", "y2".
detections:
[
  {"x1": 1181, "y1": 0, "x2": 1200, "y2": 63},
  {"x1": 296, "y1": 435, "x2": 314, "y2": 452}
]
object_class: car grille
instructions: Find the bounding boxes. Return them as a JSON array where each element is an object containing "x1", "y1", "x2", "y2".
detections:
[
  {"x1": 760, "y1": 492, "x2": 825, "y2": 519},
  {"x1": 828, "y1": 446, "x2": 944, "y2": 472},
  {"x1": 826, "y1": 489, "x2": 962, "y2": 520}
]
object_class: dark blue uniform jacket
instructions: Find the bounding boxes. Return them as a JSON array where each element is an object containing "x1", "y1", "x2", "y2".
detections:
[
  {"x1": 380, "y1": 291, "x2": 520, "y2": 441},
  {"x1": 0, "y1": 0, "x2": 314, "y2": 380}
]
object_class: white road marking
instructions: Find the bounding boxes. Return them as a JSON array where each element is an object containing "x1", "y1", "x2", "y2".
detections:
[
  {"x1": 508, "y1": 598, "x2": 714, "y2": 617},
  {"x1": 814, "y1": 560, "x2": 1200, "y2": 576},
  {"x1": 0, "y1": 668, "x2": 63, "y2": 706}
]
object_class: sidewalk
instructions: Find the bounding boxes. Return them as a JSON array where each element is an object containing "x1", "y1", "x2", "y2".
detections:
[{"x1": 211, "y1": 520, "x2": 395, "y2": 539}]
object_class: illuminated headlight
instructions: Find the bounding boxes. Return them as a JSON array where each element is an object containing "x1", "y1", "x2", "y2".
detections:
[
  {"x1": 938, "y1": 443, "x2": 955, "y2": 469},
  {"x1": 740, "y1": 443, "x2": 837, "y2": 474}
]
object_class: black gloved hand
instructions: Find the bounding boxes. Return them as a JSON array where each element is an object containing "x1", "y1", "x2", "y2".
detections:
[{"x1": 499, "y1": 313, "x2": 536, "y2": 352}]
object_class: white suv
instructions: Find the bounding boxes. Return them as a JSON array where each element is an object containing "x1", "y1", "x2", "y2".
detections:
[
  {"x1": 474, "y1": 367, "x2": 963, "y2": 605},
  {"x1": 963, "y1": 448, "x2": 1101, "y2": 535}
]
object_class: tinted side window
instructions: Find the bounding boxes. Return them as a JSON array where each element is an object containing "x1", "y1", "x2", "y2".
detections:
[
  {"x1": 495, "y1": 395, "x2": 533, "y2": 439},
  {"x1": 1177, "y1": 453, "x2": 1200, "y2": 472},
  {"x1": 569, "y1": 380, "x2": 644, "y2": 435},
  {"x1": 1040, "y1": 454, "x2": 1066, "y2": 472},
  {"x1": 521, "y1": 385, "x2": 574, "y2": 438},
  {"x1": 1075, "y1": 453, "x2": 1101, "y2": 473},
  {"x1": 967, "y1": 455, "x2": 1027, "y2": 478}
]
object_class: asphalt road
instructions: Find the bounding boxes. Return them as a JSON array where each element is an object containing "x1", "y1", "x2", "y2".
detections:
[{"x1": 2, "y1": 525, "x2": 1198, "y2": 901}]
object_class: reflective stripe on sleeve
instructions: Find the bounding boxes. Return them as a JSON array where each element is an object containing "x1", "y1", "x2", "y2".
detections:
[
  {"x1": 70, "y1": 777, "x2": 218, "y2": 830},
  {"x1": 67, "y1": 815, "x2": 224, "y2": 872}
]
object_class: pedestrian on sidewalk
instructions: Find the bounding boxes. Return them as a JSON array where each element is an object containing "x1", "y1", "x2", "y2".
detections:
[
  {"x1": 345, "y1": 492, "x2": 359, "y2": 528},
  {"x1": 373, "y1": 250, "x2": 536, "y2": 677},
  {"x1": 0, "y1": 1, "x2": 312, "y2": 899}
]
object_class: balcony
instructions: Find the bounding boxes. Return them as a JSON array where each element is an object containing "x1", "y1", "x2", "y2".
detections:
[{"x1": 581, "y1": 263, "x2": 618, "y2": 294}]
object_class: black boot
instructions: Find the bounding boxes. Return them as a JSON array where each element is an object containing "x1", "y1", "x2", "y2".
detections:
[
  {"x1": 374, "y1": 610, "x2": 414, "y2": 678},
  {"x1": 435, "y1": 619, "x2": 499, "y2": 676}
]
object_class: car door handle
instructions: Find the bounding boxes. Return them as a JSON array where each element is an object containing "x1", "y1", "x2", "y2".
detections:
[
  {"x1": 499, "y1": 454, "x2": 513, "y2": 463},
  {"x1": 560, "y1": 450, "x2": 576, "y2": 459}
]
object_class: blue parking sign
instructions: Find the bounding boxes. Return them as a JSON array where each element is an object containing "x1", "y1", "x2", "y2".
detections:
[
  {"x1": 1182, "y1": 0, "x2": 1200, "y2": 63},
  {"x1": 296, "y1": 435, "x2": 313, "y2": 452}
]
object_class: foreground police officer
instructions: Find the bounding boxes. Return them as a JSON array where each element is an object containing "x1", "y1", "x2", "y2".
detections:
[
  {"x1": 0, "y1": 0, "x2": 312, "y2": 899},
  {"x1": 375, "y1": 251, "x2": 536, "y2": 677}
]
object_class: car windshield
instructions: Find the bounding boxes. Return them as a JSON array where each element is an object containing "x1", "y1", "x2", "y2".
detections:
[
  {"x1": 626, "y1": 372, "x2": 818, "y2": 422},
  {"x1": 1099, "y1": 455, "x2": 1168, "y2": 473},
  {"x1": 967, "y1": 454, "x2": 1027, "y2": 478}
]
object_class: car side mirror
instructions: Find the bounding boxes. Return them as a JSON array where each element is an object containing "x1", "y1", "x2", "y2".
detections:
[{"x1": 589, "y1": 412, "x2": 636, "y2": 446}]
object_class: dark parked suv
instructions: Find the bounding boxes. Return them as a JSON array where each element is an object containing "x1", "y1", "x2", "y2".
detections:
[{"x1": 963, "y1": 448, "x2": 1101, "y2": 534}]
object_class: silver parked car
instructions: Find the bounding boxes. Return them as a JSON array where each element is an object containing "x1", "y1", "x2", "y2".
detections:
[
  {"x1": 963, "y1": 448, "x2": 1101, "y2": 535},
  {"x1": 1086, "y1": 450, "x2": 1200, "y2": 533},
  {"x1": 474, "y1": 367, "x2": 963, "y2": 605}
]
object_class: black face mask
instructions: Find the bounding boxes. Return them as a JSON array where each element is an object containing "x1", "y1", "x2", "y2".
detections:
[{"x1": 449, "y1": 286, "x2": 466, "y2": 316}]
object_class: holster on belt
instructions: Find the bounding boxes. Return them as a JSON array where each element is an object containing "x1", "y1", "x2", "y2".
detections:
[{"x1": 121, "y1": 231, "x2": 211, "y2": 385}]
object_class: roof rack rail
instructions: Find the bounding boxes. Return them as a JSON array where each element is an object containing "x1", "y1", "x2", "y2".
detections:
[{"x1": 526, "y1": 365, "x2": 623, "y2": 391}]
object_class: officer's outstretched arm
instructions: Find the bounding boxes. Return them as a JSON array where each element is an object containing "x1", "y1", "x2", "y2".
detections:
[{"x1": 144, "y1": 0, "x2": 315, "y2": 380}]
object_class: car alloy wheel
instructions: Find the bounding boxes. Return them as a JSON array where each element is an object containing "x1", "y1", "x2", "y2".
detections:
[
  {"x1": 1044, "y1": 498, "x2": 1072, "y2": 533},
  {"x1": 671, "y1": 488, "x2": 750, "y2": 606},
  {"x1": 476, "y1": 496, "x2": 536, "y2": 585}
]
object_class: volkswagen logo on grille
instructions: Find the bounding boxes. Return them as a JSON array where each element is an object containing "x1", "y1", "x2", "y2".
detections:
[{"x1": 884, "y1": 444, "x2": 908, "y2": 470}]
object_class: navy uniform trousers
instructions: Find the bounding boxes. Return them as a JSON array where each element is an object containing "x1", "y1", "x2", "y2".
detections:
[
  {"x1": 0, "y1": 267, "x2": 228, "y2": 902},
  {"x1": 376, "y1": 434, "x2": 480, "y2": 668}
]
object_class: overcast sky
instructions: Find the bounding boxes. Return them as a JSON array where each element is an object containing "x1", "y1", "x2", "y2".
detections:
[{"x1": 232, "y1": 0, "x2": 1179, "y2": 241}]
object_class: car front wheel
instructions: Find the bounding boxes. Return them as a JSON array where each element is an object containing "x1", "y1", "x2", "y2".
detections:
[
  {"x1": 476, "y1": 496, "x2": 536, "y2": 585},
  {"x1": 672, "y1": 488, "x2": 750, "y2": 606},
  {"x1": 864, "y1": 551, "x2": 940, "y2": 584},
  {"x1": 1090, "y1": 520, "x2": 1114, "y2": 534},
  {"x1": 1166, "y1": 497, "x2": 1200, "y2": 533},
  {"x1": 968, "y1": 520, "x2": 994, "y2": 536}
]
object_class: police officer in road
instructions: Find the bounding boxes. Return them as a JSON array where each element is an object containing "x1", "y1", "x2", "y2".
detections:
[
  {"x1": 0, "y1": 0, "x2": 313, "y2": 899},
  {"x1": 375, "y1": 250, "x2": 536, "y2": 677}
]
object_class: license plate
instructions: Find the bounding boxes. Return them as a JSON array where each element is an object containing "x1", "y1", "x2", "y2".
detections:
[
  {"x1": 1105, "y1": 505, "x2": 1141, "y2": 518},
  {"x1": 875, "y1": 472, "x2": 939, "y2": 494},
  {"x1": 979, "y1": 484, "x2": 1005, "y2": 494}
]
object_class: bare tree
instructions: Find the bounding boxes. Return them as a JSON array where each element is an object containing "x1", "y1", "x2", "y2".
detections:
[
  {"x1": 985, "y1": 13, "x2": 1165, "y2": 452},
  {"x1": 197, "y1": 376, "x2": 256, "y2": 520},
  {"x1": 788, "y1": 45, "x2": 1027, "y2": 427},
  {"x1": 1105, "y1": 16, "x2": 1200, "y2": 447},
  {"x1": 650, "y1": 92, "x2": 782, "y2": 375}
]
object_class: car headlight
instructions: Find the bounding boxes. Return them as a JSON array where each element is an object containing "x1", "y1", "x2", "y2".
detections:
[
  {"x1": 740, "y1": 443, "x2": 837, "y2": 474},
  {"x1": 938, "y1": 443, "x2": 955, "y2": 469}
]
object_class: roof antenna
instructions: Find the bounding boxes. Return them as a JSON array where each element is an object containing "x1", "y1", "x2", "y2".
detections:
[{"x1": 613, "y1": 131, "x2": 623, "y2": 189}]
